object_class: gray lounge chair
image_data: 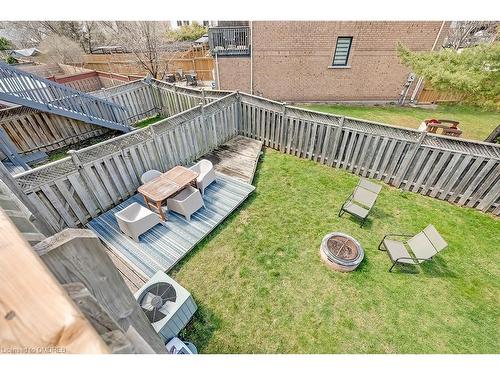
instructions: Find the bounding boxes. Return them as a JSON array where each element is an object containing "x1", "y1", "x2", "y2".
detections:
[
  {"x1": 338, "y1": 178, "x2": 381, "y2": 227},
  {"x1": 115, "y1": 202, "x2": 162, "y2": 242},
  {"x1": 378, "y1": 224, "x2": 448, "y2": 272},
  {"x1": 359, "y1": 178, "x2": 382, "y2": 195},
  {"x1": 190, "y1": 159, "x2": 216, "y2": 196}
]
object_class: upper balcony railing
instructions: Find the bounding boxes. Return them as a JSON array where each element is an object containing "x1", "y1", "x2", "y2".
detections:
[{"x1": 208, "y1": 27, "x2": 251, "y2": 56}]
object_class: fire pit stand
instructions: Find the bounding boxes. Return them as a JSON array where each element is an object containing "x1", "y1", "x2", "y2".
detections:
[{"x1": 320, "y1": 232, "x2": 364, "y2": 272}]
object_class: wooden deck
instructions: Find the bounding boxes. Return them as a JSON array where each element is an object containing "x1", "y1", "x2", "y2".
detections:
[
  {"x1": 88, "y1": 136, "x2": 262, "y2": 291},
  {"x1": 202, "y1": 135, "x2": 262, "y2": 183},
  {"x1": 88, "y1": 174, "x2": 254, "y2": 283}
]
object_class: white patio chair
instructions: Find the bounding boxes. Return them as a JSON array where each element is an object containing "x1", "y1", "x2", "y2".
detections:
[
  {"x1": 140, "y1": 169, "x2": 169, "y2": 212},
  {"x1": 141, "y1": 169, "x2": 162, "y2": 184},
  {"x1": 190, "y1": 159, "x2": 216, "y2": 195},
  {"x1": 115, "y1": 202, "x2": 161, "y2": 242},
  {"x1": 166, "y1": 185, "x2": 205, "y2": 221}
]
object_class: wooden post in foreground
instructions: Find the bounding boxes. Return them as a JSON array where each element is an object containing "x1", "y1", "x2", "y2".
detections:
[
  {"x1": 33, "y1": 228, "x2": 167, "y2": 353},
  {"x1": 0, "y1": 209, "x2": 109, "y2": 354}
]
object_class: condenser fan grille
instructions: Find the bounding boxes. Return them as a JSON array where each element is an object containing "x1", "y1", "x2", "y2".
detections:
[{"x1": 139, "y1": 282, "x2": 177, "y2": 323}]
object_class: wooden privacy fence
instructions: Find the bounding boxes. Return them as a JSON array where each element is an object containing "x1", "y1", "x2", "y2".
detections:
[
  {"x1": 237, "y1": 93, "x2": 500, "y2": 215},
  {"x1": 6, "y1": 79, "x2": 500, "y2": 232},
  {"x1": 0, "y1": 106, "x2": 108, "y2": 158},
  {"x1": 12, "y1": 93, "x2": 239, "y2": 231},
  {"x1": 50, "y1": 71, "x2": 141, "y2": 93},
  {"x1": 82, "y1": 52, "x2": 215, "y2": 81},
  {"x1": 93, "y1": 78, "x2": 232, "y2": 122},
  {"x1": 417, "y1": 83, "x2": 467, "y2": 104}
]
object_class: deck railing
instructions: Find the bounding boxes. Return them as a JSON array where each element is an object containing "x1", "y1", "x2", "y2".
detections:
[
  {"x1": 0, "y1": 62, "x2": 131, "y2": 133},
  {"x1": 208, "y1": 27, "x2": 251, "y2": 56}
]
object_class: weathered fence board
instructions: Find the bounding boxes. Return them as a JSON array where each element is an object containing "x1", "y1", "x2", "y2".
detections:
[{"x1": 0, "y1": 106, "x2": 108, "y2": 156}]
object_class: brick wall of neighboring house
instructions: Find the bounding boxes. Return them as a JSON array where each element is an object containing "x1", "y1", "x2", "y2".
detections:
[
  {"x1": 215, "y1": 21, "x2": 450, "y2": 102},
  {"x1": 217, "y1": 56, "x2": 251, "y2": 92}
]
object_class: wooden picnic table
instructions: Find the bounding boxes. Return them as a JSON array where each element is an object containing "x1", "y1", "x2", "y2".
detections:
[
  {"x1": 425, "y1": 119, "x2": 462, "y2": 137},
  {"x1": 137, "y1": 166, "x2": 198, "y2": 221}
]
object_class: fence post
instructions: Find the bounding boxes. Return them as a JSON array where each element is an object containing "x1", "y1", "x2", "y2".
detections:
[
  {"x1": 201, "y1": 88, "x2": 207, "y2": 106},
  {"x1": 235, "y1": 91, "x2": 241, "y2": 135},
  {"x1": 199, "y1": 101, "x2": 211, "y2": 155},
  {"x1": 173, "y1": 84, "x2": 181, "y2": 114},
  {"x1": 393, "y1": 131, "x2": 427, "y2": 187},
  {"x1": 328, "y1": 116, "x2": 345, "y2": 167},
  {"x1": 68, "y1": 150, "x2": 104, "y2": 212},
  {"x1": 279, "y1": 102, "x2": 288, "y2": 152},
  {"x1": 148, "y1": 80, "x2": 165, "y2": 117},
  {"x1": 148, "y1": 125, "x2": 164, "y2": 171}
]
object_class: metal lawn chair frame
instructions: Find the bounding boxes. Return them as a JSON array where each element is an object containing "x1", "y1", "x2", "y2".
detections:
[
  {"x1": 378, "y1": 224, "x2": 448, "y2": 272},
  {"x1": 338, "y1": 178, "x2": 382, "y2": 227}
]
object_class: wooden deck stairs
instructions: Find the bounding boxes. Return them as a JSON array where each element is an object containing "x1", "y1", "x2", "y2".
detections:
[{"x1": 0, "y1": 62, "x2": 132, "y2": 170}]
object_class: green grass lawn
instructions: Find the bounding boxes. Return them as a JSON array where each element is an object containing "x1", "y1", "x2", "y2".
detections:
[
  {"x1": 135, "y1": 115, "x2": 166, "y2": 129},
  {"x1": 299, "y1": 103, "x2": 500, "y2": 142},
  {"x1": 44, "y1": 115, "x2": 165, "y2": 163},
  {"x1": 171, "y1": 148, "x2": 499, "y2": 354},
  {"x1": 45, "y1": 131, "x2": 118, "y2": 163}
]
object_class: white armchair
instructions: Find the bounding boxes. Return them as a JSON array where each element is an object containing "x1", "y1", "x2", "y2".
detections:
[
  {"x1": 115, "y1": 202, "x2": 161, "y2": 242},
  {"x1": 166, "y1": 185, "x2": 205, "y2": 221},
  {"x1": 190, "y1": 159, "x2": 216, "y2": 195},
  {"x1": 141, "y1": 169, "x2": 162, "y2": 184}
]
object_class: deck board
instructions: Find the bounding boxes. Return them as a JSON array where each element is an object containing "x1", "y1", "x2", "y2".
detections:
[
  {"x1": 88, "y1": 174, "x2": 255, "y2": 279},
  {"x1": 201, "y1": 135, "x2": 262, "y2": 183}
]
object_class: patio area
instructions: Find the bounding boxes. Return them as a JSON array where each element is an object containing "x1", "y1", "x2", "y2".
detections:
[
  {"x1": 88, "y1": 174, "x2": 255, "y2": 284},
  {"x1": 87, "y1": 136, "x2": 262, "y2": 291}
]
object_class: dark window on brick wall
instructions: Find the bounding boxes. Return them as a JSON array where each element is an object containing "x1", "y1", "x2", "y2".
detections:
[{"x1": 332, "y1": 37, "x2": 353, "y2": 66}]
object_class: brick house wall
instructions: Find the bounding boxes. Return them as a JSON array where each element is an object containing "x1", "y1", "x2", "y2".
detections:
[
  {"x1": 215, "y1": 21, "x2": 450, "y2": 102},
  {"x1": 217, "y1": 56, "x2": 251, "y2": 92}
]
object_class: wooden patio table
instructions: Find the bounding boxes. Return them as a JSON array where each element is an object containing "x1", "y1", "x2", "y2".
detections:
[{"x1": 137, "y1": 166, "x2": 198, "y2": 221}]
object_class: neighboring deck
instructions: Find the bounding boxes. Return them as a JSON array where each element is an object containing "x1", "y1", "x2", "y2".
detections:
[{"x1": 88, "y1": 174, "x2": 254, "y2": 283}]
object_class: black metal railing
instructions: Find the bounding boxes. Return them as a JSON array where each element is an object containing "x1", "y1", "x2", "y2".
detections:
[{"x1": 208, "y1": 27, "x2": 250, "y2": 56}]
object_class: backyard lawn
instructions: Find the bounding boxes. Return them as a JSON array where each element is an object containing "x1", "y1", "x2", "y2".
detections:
[
  {"x1": 299, "y1": 103, "x2": 500, "y2": 141},
  {"x1": 134, "y1": 115, "x2": 166, "y2": 128},
  {"x1": 172, "y1": 148, "x2": 500, "y2": 354}
]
